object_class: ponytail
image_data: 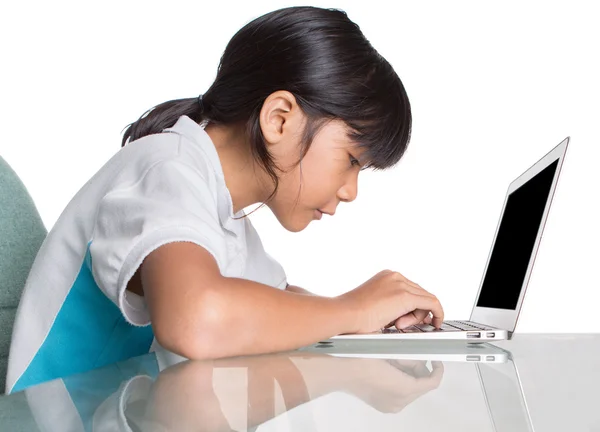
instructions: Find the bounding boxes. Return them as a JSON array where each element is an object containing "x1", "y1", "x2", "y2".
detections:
[{"x1": 121, "y1": 96, "x2": 206, "y2": 147}]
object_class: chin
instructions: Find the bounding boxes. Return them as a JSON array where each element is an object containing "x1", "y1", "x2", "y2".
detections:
[
  {"x1": 266, "y1": 203, "x2": 314, "y2": 232},
  {"x1": 273, "y1": 212, "x2": 311, "y2": 233},
  {"x1": 281, "y1": 218, "x2": 310, "y2": 233}
]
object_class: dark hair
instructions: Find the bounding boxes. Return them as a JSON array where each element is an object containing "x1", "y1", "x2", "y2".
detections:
[{"x1": 122, "y1": 6, "x2": 411, "y2": 204}]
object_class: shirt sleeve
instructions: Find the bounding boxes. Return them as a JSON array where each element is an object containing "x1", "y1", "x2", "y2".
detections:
[
  {"x1": 264, "y1": 250, "x2": 287, "y2": 290},
  {"x1": 89, "y1": 158, "x2": 228, "y2": 326},
  {"x1": 242, "y1": 217, "x2": 288, "y2": 290}
]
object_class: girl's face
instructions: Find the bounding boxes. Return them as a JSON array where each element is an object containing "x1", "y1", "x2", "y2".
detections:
[{"x1": 260, "y1": 92, "x2": 366, "y2": 232}]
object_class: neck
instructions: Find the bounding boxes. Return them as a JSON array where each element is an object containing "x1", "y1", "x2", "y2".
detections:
[{"x1": 204, "y1": 122, "x2": 270, "y2": 214}]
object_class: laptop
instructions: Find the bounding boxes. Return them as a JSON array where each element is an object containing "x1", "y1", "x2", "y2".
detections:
[
  {"x1": 301, "y1": 339, "x2": 510, "y2": 363},
  {"x1": 330, "y1": 137, "x2": 570, "y2": 342},
  {"x1": 477, "y1": 358, "x2": 535, "y2": 432}
]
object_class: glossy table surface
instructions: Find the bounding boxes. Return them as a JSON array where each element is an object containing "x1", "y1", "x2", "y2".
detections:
[{"x1": 1, "y1": 334, "x2": 598, "y2": 432}]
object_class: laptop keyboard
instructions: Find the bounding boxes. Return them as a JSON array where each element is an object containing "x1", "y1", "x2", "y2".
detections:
[{"x1": 381, "y1": 320, "x2": 495, "y2": 334}]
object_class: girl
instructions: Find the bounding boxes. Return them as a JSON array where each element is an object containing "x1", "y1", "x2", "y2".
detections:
[{"x1": 6, "y1": 6, "x2": 443, "y2": 394}]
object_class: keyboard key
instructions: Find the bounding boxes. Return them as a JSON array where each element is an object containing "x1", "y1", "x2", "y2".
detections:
[
  {"x1": 414, "y1": 324, "x2": 439, "y2": 332},
  {"x1": 439, "y1": 323, "x2": 461, "y2": 331},
  {"x1": 453, "y1": 320, "x2": 491, "y2": 330},
  {"x1": 446, "y1": 321, "x2": 479, "y2": 330},
  {"x1": 400, "y1": 326, "x2": 424, "y2": 333}
]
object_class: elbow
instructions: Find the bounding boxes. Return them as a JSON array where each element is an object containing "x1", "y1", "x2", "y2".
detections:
[
  {"x1": 151, "y1": 290, "x2": 226, "y2": 360},
  {"x1": 152, "y1": 323, "x2": 201, "y2": 360}
]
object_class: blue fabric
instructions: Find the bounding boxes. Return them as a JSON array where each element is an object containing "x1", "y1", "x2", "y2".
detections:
[{"x1": 12, "y1": 244, "x2": 154, "y2": 393}]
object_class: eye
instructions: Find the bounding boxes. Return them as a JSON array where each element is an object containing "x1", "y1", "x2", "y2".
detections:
[{"x1": 349, "y1": 154, "x2": 361, "y2": 167}]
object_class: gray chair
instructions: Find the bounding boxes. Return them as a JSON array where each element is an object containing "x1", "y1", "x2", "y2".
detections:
[{"x1": 0, "y1": 156, "x2": 47, "y2": 394}]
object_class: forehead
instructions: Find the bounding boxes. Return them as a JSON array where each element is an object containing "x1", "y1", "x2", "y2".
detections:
[
  {"x1": 320, "y1": 120, "x2": 362, "y2": 149},
  {"x1": 303, "y1": 119, "x2": 370, "y2": 168}
]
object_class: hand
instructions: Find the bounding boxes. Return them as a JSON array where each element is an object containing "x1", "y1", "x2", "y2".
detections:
[
  {"x1": 343, "y1": 358, "x2": 444, "y2": 413},
  {"x1": 337, "y1": 270, "x2": 444, "y2": 334}
]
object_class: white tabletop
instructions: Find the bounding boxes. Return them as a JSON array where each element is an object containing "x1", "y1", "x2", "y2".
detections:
[{"x1": 0, "y1": 333, "x2": 598, "y2": 432}]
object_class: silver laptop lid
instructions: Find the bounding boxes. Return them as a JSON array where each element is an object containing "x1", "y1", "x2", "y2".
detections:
[
  {"x1": 477, "y1": 360, "x2": 534, "y2": 431},
  {"x1": 469, "y1": 137, "x2": 569, "y2": 332}
]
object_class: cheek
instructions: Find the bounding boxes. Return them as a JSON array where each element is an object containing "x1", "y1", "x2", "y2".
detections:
[
  {"x1": 300, "y1": 159, "x2": 340, "y2": 203},
  {"x1": 275, "y1": 160, "x2": 334, "y2": 207}
]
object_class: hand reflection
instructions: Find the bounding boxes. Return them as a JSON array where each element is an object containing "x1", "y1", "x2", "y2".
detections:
[{"x1": 340, "y1": 358, "x2": 444, "y2": 414}]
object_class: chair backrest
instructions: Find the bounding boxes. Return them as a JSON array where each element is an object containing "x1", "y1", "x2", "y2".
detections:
[{"x1": 0, "y1": 157, "x2": 47, "y2": 393}]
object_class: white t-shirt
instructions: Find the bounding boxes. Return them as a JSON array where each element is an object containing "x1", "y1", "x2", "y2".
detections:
[{"x1": 6, "y1": 115, "x2": 287, "y2": 394}]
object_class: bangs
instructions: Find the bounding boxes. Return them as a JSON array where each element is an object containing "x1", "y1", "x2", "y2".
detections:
[{"x1": 343, "y1": 59, "x2": 412, "y2": 171}]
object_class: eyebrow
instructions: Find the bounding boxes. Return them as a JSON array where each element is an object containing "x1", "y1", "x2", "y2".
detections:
[
  {"x1": 340, "y1": 133, "x2": 368, "y2": 166},
  {"x1": 349, "y1": 150, "x2": 369, "y2": 170},
  {"x1": 349, "y1": 143, "x2": 368, "y2": 162}
]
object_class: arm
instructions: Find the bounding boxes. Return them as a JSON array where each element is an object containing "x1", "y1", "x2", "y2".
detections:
[
  {"x1": 138, "y1": 353, "x2": 363, "y2": 431},
  {"x1": 285, "y1": 284, "x2": 317, "y2": 296},
  {"x1": 140, "y1": 242, "x2": 356, "y2": 360}
]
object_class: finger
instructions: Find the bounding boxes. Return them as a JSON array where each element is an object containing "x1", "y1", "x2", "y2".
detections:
[
  {"x1": 425, "y1": 361, "x2": 445, "y2": 389},
  {"x1": 386, "y1": 304, "x2": 430, "y2": 328},
  {"x1": 392, "y1": 311, "x2": 432, "y2": 329},
  {"x1": 414, "y1": 295, "x2": 444, "y2": 328},
  {"x1": 417, "y1": 313, "x2": 433, "y2": 325},
  {"x1": 384, "y1": 320, "x2": 396, "y2": 329},
  {"x1": 386, "y1": 359, "x2": 432, "y2": 381},
  {"x1": 395, "y1": 309, "x2": 430, "y2": 330},
  {"x1": 409, "y1": 361, "x2": 445, "y2": 397},
  {"x1": 385, "y1": 359, "x2": 421, "y2": 376},
  {"x1": 399, "y1": 293, "x2": 445, "y2": 329},
  {"x1": 395, "y1": 314, "x2": 418, "y2": 330},
  {"x1": 408, "y1": 361, "x2": 431, "y2": 379},
  {"x1": 430, "y1": 361, "x2": 444, "y2": 378}
]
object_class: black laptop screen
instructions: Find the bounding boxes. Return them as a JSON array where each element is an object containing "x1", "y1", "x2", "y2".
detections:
[{"x1": 476, "y1": 159, "x2": 559, "y2": 310}]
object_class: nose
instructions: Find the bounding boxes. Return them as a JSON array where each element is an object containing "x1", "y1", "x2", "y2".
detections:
[{"x1": 337, "y1": 171, "x2": 359, "y2": 203}]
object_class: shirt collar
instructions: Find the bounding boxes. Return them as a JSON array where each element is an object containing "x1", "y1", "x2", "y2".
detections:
[{"x1": 163, "y1": 115, "x2": 243, "y2": 234}]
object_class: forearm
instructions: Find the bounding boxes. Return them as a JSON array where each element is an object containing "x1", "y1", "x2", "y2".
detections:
[
  {"x1": 173, "y1": 278, "x2": 356, "y2": 360},
  {"x1": 285, "y1": 284, "x2": 317, "y2": 295},
  {"x1": 287, "y1": 354, "x2": 356, "y2": 400}
]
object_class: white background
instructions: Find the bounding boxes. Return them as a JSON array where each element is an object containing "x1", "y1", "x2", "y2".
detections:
[{"x1": 1, "y1": 1, "x2": 598, "y2": 333}]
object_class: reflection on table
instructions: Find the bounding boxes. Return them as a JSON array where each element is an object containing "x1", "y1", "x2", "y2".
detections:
[{"x1": 0, "y1": 338, "x2": 541, "y2": 432}]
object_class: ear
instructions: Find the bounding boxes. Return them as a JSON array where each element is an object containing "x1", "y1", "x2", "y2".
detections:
[{"x1": 259, "y1": 90, "x2": 303, "y2": 147}]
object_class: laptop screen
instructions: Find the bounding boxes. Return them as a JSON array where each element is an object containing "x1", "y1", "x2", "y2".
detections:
[
  {"x1": 477, "y1": 362, "x2": 534, "y2": 431},
  {"x1": 476, "y1": 158, "x2": 559, "y2": 310}
]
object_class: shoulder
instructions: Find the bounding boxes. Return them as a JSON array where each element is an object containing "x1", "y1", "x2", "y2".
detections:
[{"x1": 120, "y1": 131, "x2": 216, "y2": 189}]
